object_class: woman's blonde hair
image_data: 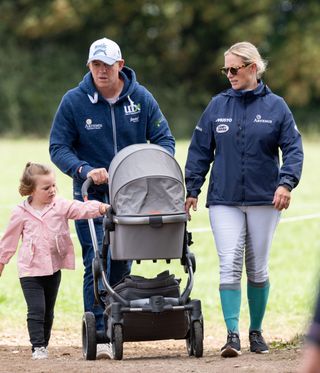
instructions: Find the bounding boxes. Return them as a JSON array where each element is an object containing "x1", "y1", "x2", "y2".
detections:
[
  {"x1": 19, "y1": 162, "x2": 53, "y2": 196},
  {"x1": 224, "y1": 41, "x2": 267, "y2": 79}
]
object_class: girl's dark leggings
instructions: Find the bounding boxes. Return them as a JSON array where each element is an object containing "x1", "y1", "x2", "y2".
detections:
[{"x1": 20, "y1": 270, "x2": 61, "y2": 350}]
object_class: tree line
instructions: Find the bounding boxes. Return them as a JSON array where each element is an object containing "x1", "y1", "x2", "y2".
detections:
[{"x1": 0, "y1": 0, "x2": 319, "y2": 138}]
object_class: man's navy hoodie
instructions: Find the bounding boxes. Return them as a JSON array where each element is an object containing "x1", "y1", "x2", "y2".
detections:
[{"x1": 49, "y1": 66, "x2": 175, "y2": 185}]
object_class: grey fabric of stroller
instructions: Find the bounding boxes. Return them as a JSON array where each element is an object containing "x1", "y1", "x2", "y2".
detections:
[
  {"x1": 108, "y1": 144, "x2": 187, "y2": 260},
  {"x1": 114, "y1": 177, "x2": 184, "y2": 215},
  {"x1": 109, "y1": 144, "x2": 185, "y2": 215}
]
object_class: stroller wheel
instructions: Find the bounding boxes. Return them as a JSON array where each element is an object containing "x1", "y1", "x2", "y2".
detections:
[
  {"x1": 186, "y1": 332, "x2": 194, "y2": 356},
  {"x1": 186, "y1": 320, "x2": 203, "y2": 358},
  {"x1": 82, "y1": 312, "x2": 97, "y2": 360},
  {"x1": 112, "y1": 324, "x2": 123, "y2": 360}
]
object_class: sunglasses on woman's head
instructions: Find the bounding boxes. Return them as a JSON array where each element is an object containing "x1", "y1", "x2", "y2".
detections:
[{"x1": 220, "y1": 63, "x2": 251, "y2": 76}]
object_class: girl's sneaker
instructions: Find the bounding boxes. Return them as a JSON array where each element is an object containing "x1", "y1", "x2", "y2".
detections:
[
  {"x1": 32, "y1": 346, "x2": 48, "y2": 360},
  {"x1": 96, "y1": 343, "x2": 113, "y2": 359}
]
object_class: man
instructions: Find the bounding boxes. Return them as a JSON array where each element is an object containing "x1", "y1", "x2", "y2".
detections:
[{"x1": 49, "y1": 37, "x2": 175, "y2": 358}]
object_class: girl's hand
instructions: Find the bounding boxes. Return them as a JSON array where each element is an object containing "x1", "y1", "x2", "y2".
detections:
[
  {"x1": 99, "y1": 203, "x2": 110, "y2": 215},
  {"x1": 185, "y1": 197, "x2": 198, "y2": 221},
  {"x1": 0, "y1": 263, "x2": 4, "y2": 277}
]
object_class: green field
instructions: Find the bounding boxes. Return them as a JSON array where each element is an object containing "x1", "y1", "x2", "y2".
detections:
[{"x1": 0, "y1": 138, "x2": 319, "y2": 343}]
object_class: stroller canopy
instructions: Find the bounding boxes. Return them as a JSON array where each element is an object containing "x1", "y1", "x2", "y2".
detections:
[{"x1": 108, "y1": 144, "x2": 185, "y2": 216}]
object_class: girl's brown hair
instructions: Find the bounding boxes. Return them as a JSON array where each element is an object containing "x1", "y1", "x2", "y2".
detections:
[{"x1": 19, "y1": 162, "x2": 53, "y2": 196}]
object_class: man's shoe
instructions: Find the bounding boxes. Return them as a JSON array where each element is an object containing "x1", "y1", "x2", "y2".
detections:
[
  {"x1": 96, "y1": 343, "x2": 113, "y2": 359},
  {"x1": 32, "y1": 346, "x2": 48, "y2": 360},
  {"x1": 221, "y1": 331, "x2": 241, "y2": 357},
  {"x1": 249, "y1": 330, "x2": 269, "y2": 353}
]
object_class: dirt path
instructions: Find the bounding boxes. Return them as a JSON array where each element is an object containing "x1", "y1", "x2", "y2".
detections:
[{"x1": 0, "y1": 330, "x2": 302, "y2": 373}]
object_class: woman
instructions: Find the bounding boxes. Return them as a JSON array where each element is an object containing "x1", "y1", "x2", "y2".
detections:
[{"x1": 185, "y1": 42, "x2": 303, "y2": 358}]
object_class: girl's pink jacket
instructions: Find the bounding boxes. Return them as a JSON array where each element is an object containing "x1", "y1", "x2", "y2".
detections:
[{"x1": 0, "y1": 197, "x2": 103, "y2": 278}]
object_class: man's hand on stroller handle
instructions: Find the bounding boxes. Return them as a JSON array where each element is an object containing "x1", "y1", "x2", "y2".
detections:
[
  {"x1": 185, "y1": 197, "x2": 198, "y2": 221},
  {"x1": 87, "y1": 168, "x2": 109, "y2": 185}
]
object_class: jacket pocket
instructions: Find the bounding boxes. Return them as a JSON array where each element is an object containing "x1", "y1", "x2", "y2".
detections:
[
  {"x1": 21, "y1": 239, "x2": 35, "y2": 265},
  {"x1": 55, "y1": 233, "x2": 74, "y2": 258}
]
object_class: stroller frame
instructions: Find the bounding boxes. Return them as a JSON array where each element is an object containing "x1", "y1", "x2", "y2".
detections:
[{"x1": 81, "y1": 146, "x2": 204, "y2": 360}]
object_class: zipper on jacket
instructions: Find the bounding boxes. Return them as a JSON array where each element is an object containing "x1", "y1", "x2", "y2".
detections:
[
  {"x1": 110, "y1": 104, "x2": 118, "y2": 155},
  {"x1": 241, "y1": 96, "x2": 247, "y2": 202}
]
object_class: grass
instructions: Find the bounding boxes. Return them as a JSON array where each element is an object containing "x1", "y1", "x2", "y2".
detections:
[{"x1": 0, "y1": 137, "x2": 319, "y2": 343}]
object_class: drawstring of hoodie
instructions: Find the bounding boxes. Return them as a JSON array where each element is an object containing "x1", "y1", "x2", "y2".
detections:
[
  {"x1": 87, "y1": 92, "x2": 98, "y2": 104},
  {"x1": 87, "y1": 92, "x2": 134, "y2": 107},
  {"x1": 127, "y1": 95, "x2": 134, "y2": 106}
]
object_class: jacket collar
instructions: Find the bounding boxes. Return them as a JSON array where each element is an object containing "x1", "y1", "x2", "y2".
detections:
[
  {"x1": 222, "y1": 80, "x2": 271, "y2": 98},
  {"x1": 19, "y1": 197, "x2": 56, "y2": 219}
]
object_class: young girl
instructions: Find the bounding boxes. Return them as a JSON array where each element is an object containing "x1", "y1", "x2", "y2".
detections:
[{"x1": 0, "y1": 162, "x2": 109, "y2": 360}]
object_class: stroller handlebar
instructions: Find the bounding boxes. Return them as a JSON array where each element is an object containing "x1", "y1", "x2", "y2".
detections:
[{"x1": 81, "y1": 177, "x2": 94, "y2": 201}]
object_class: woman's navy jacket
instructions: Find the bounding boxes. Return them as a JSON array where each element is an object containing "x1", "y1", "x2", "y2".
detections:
[{"x1": 185, "y1": 82, "x2": 304, "y2": 206}]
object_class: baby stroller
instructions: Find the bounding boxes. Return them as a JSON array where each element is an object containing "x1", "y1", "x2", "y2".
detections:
[{"x1": 81, "y1": 144, "x2": 204, "y2": 360}]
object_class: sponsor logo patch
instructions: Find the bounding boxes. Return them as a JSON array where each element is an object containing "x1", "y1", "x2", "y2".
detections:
[
  {"x1": 216, "y1": 124, "x2": 229, "y2": 133},
  {"x1": 85, "y1": 118, "x2": 103, "y2": 130},
  {"x1": 215, "y1": 118, "x2": 232, "y2": 123},
  {"x1": 130, "y1": 116, "x2": 139, "y2": 123},
  {"x1": 254, "y1": 114, "x2": 272, "y2": 124},
  {"x1": 294, "y1": 124, "x2": 301, "y2": 133},
  {"x1": 124, "y1": 102, "x2": 141, "y2": 115}
]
